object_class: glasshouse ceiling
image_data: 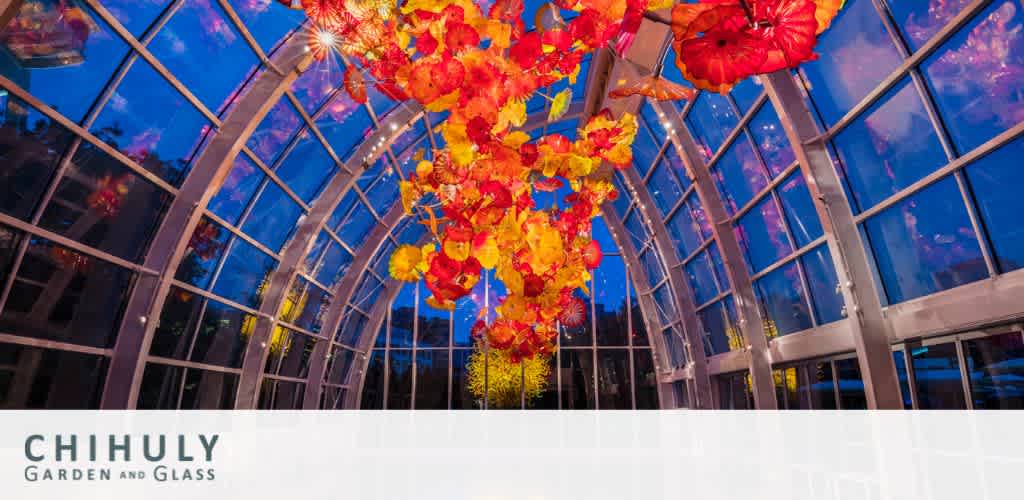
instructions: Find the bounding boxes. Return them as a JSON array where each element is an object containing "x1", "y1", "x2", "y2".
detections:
[{"x1": 1, "y1": 0, "x2": 1022, "y2": 411}]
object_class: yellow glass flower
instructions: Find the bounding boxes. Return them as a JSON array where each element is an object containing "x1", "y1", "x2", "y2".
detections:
[
  {"x1": 547, "y1": 88, "x2": 572, "y2": 121},
  {"x1": 389, "y1": 244, "x2": 425, "y2": 282}
]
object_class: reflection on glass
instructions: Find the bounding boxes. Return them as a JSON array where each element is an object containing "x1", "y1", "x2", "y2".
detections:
[
  {"x1": 0, "y1": 97, "x2": 75, "y2": 221},
  {"x1": 748, "y1": 103, "x2": 795, "y2": 177},
  {"x1": 964, "y1": 333, "x2": 1024, "y2": 409},
  {"x1": 451, "y1": 349, "x2": 478, "y2": 409},
  {"x1": 594, "y1": 255, "x2": 628, "y2": 346},
  {"x1": 863, "y1": 176, "x2": 987, "y2": 304},
  {"x1": 800, "y1": 244, "x2": 845, "y2": 325},
  {"x1": 414, "y1": 350, "x2": 449, "y2": 409},
  {"x1": 210, "y1": 237, "x2": 275, "y2": 309},
  {"x1": 717, "y1": 371, "x2": 752, "y2": 410},
  {"x1": 387, "y1": 349, "x2": 412, "y2": 409},
  {"x1": 685, "y1": 92, "x2": 739, "y2": 160},
  {"x1": 257, "y1": 378, "x2": 304, "y2": 409},
  {"x1": 151, "y1": 289, "x2": 250, "y2": 368},
  {"x1": 735, "y1": 196, "x2": 793, "y2": 273},
  {"x1": 922, "y1": 1, "x2": 1024, "y2": 153},
  {"x1": 0, "y1": 342, "x2": 108, "y2": 409},
  {"x1": 240, "y1": 180, "x2": 303, "y2": 252},
  {"x1": 686, "y1": 251, "x2": 719, "y2": 306},
  {"x1": 964, "y1": 136, "x2": 1024, "y2": 273},
  {"x1": 360, "y1": 349, "x2": 385, "y2": 409},
  {"x1": 886, "y1": 0, "x2": 972, "y2": 52},
  {"x1": 835, "y1": 357, "x2": 868, "y2": 409},
  {"x1": 910, "y1": 342, "x2": 967, "y2": 409},
  {"x1": 208, "y1": 154, "x2": 264, "y2": 225},
  {"x1": 597, "y1": 349, "x2": 631, "y2": 409},
  {"x1": 712, "y1": 136, "x2": 768, "y2": 214},
  {"x1": 777, "y1": 173, "x2": 823, "y2": 247},
  {"x1": 560, "y1": 349, "x2": 595, "y2": 409},
  {"x1": 634, "y1": 349, "x2": 658, "y2": 409}
]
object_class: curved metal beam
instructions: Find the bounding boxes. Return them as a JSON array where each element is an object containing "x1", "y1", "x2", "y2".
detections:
[
  {"x1": 233, "y1": 104, "x2": 424, "y2": 408},
  {"x1": 101, "y1": 34, "x2": 313, "y2": 409},
  {"x1": 761, "y1": 71, "x2": 902, "y2": 409}
]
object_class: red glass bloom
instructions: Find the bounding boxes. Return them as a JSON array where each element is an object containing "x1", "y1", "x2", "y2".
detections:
[{"x1": 558, "y1": 295, "x2": 587, "y2": 327}]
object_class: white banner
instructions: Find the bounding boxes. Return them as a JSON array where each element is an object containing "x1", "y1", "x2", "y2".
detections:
[{"x1": 1, "y1": 411, "x2": 1021, "y2": 500}]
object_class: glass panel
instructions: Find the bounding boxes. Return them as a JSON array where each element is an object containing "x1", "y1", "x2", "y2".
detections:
[
  {"x1": 597, "y1": 349, "x2": 631, "y2": 409},
  {"x1": 594, "y1": 255, "x2": 628, "y2": 346},
  {"x1": 101, "y1": 0, "x2": 168, "y2": 38},
  {"x1": 892, "y1": 349, "x2": 915, "y2": 409},
  {"x1": 336, "y1": 199, "x2": 375, "y2": 250},
  {"x1": 0, "y1": 97, "x2": 75, "y2": 221},
  {"x1": 647, "y1": 157, "x2": 684, "y2": 216},
  {"x1": 632, "y1": 120, "x2": 660, "y2": 178},
  {"x1": 0, "y1": 2, "x2": 128, "y2": 123},
  {"x1": 777, "y1": 173, "x2": 823, "y2": 247},
  {"x1": 806, "y1": 361, "x2": 837, "y2": 409},
  {"x1": 389, "y1": 284, "x2": 415, "y2": 348},
  {"x1": 774, "y1": 367, "x2": 801, "y2": 409},
  {"x1": 664, "y1": 327, "x2": 687, "y2": 368},
  {"x1": 258, "y1": 378, "x2": 304, "y2": 409},
  {"x1": 208, "y1": 154, "x2": 264, "y2": 225},
  {"x1": 39, "y1": 142, "x2": 172, "y2": 263},
  {"x1": 336, "y1": 307, "x2": 366, "y2": 345},
  {"x1": 640, "y1": 246, "x2": 665, "y2": 289},
  {"x1": 964, "y1": 137, "x2": 1024, "y2": 273},
  {"x1": 689, "y1": 195, "x2": 713, "y2": 241},
  {"x1": 835, "y1": 357, "x2": 868, "y2": 409},
  {"x1": 633, "y1": 349, "x2": 658, "y2": 409},
  {"x1": 226, "y1": 0, "x2": 302, "y2": 53},
  {"x1": 755, "y1": 262, "x2": 814, "y2": 337},
  {"x1": 698, "y1": 297, "x2": 739, "y2": 356},
  {"x1": 274, "y1": 129, "x2": 336, "y2": 203},
  {"x1": 210, "y1": 237, "x2": 275, "y2": 309},
  {"x1": 964, "y1": 333, "x2": 1024, "y2": 409},
  {"x1": 685, "y1": 92, "x2": 739, "y2": 160},
  {"x1": 799, "y1": 0, "x2": 903, "y2": 126},
  {"x1": 610, "y1": 172, "x2": 631, "y2": 218},
  {"x1": 801, "y1": 244, "x2": 845, "y2": 325},
  {"x1": 387, "y1": 349, "x2": 413, "y2": 409},
  {"x1": 671, "y1": 380, "x2": 688, "y2": 408},
  {"x1": 624, "y1": 210, "x2": 650, "y2": 251},
  {"x1": 666, "y1": 197, "x2": 703, "y2": 259},
  {"x1": 450, "y1": 349, "x2": 477, "y2": 409},
  {"x1": 735, "y1": 196, "x2": 792, "y2": 273},
  {"x1": 1, "y1": 237, "x2": 134, "y2": 349},
  {"x1": 175, "y1": 217, "x2": 230, "y2": 289},
  {"x1": 352, "y1": 274, "x2": 382, "y2": 310},
  {"x1": 315, "y1": 242, "x2": 351, "y2": 288},
  {"x1": 731, "y1": 77, "x2": 763, "y2": 115},
  {"x1": 651, "y1": 283, "x2": 676, "y2": 325},
  {"x1": 748, "y1": 103, "x2": 795, "y2": 177},
  {"x1": 709, "y1": 243, "x2": 730, "y2": 291},
  {"x1": 240, "y1": 180, "x2": 303, "y2": 252},
  {"x1": 151, "y1": 289, "x2": 250, "y2": 368},
  {"x1": 862, "y1": 176, "x2": 987, "y2": 304},
  {"x1": 93, "y1": 58, "x2": 211, "y2": 186},
  {"x1": 712, "y1": 136, "x2": 768, "y2": 214},
  {"x1": 921, "y1": 1, "x2": 1024, "y2": 153},
  {"x1": 315, "y1": 84, "x2": 374, "y2": 161},
  {"x1": 246, "y1": 97, "x2": 303, "y2": 166},
  {"x1": 832, "y1": 79, "x2": 948, "y2": 212},
  {"x1": 149, "y1": 0, "x2": 259, "y2": 113},
  {"x1": 560, "y1": 349, "x2": 595, "y2": 409},
  {"x1": 359, "y1": 349, "x2": 385, "y2": 409},
  {"x1": 0, "y1": 342, "x2": 107, "y2": 409},
  {"x1": 910, "y1": 342, "x2": 967, "y2": 409},
  {"x1": 264, "y1": 328, "x2": 315, "y2": 379},
  {"x1": 686, "y1": 251, "x2": 719, "y2": 306},
  {"x1": 280, "y1": 278, "x2": 329, "y2": 333},
  {"x1": 885, "y1": 0, "x2": 972, "y2": 52},
  {"x1": 365, "y1": 169, "x2": 400, "y2": 216},
  {"x1": 417, "y1": 283, "x2": 451, "y2": 348},
  {"x1": 291, "y1": 54, "x2": 343, "y2": 115},
  {"x1": 324, "y1": 347, "x2": 355, "y2": 385},
  {"x1": 414, "y1": 350, "x2": 449, "y2": 409}
]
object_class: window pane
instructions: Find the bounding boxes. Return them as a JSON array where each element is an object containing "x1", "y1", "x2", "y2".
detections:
[
  {"x1": 281, "y1": 278, "x2": 329, "y2": 333},
  {"x1": 777, "y1": 173, "x2": 823, "y2": 247},
  {"x1": 210, "y1": 238, "x2": 275, "y2": 309},
  {"x1": 91, "y1": 58, "x2": 211, "y2": 185},
  {"x1": 910, "y1": 342, "x2": 967, "y2": 409},
  {"x1": 365, "y1": 169, "x2": 400, "y2": 216},
  {"x1": 967, "y1": 137, "x2": 1024, "y2": 273},
  {"x1": 685, "y1": 92, "x2": 739, "y2": 160},
  {"x1": 270, "y1": 328, "x2": 316, "y2": 378},
  {"x1": 799, "y1": 0, "x2": 903, "y2": 126},
  {"x1": 756, "y1": 262, "x2": 813, "y2": 337},
  {"x1": 175, "y1": 217, "x2": 230, "y2": 289},
  {"x1": 594, "y1": 255, "x2": 628, "y2": 346},
  {"x1": 414, "y1": 350, "x2": 449, "y2": 409},
  {"x1": 885, "y1": 0, "x2": 972, "y2": 52},
  {"x1": 921, "y1": 1, "x2": 1024, "y2": 153},
  {"x1": 664, "y1": 327, "x2": 687, "y2": 368},
  {"x1": 387, "y1": 349, "x2": 413, "y2": 409},
  {"x1": 39, "y1": 142, "x2": 173, "y2": 263},
  {"x1": 247, "y1": 97, "x2": 303, "y2": 166},
  {"x1": 0, "y1": 97, "x2": 75, "y2": 221},
  {"x1": 712, "y1": 136, "x2": 768, "y2": 214},
  {"x1": 835, "y1": 357, "x2": 868, "y2": 409},
  {"x1": 417, "y1": 283, "x2": 451, "y2": 348},
  {"x1": 0, "y1": 2, "x2": 128, "y2": 123},
  {"x1": 686, "y1": 251, "x2": 719, "y2": 306},
  {"x1": 806, "y1": 361, "x2": 837, "y2": 409},
  {"x1": 208, "y1": 154, "x2": 264, "y2": 225},
  {"x1": 597, "y1": 349, "x2": 631, "y2": 409},
  {"x1": 862, "y1": 176, "x2": 987, "y2": 304},
  {"x1": 336, "y1": 308, "x2": 367, "y2": 346},
  {"x1": 832, "y1": 79, "x2": 948, "y2": 211},
  {"x1": 451, "y1": 349, "x2": 478, "y2": 409},
  {"x1": 1, "y1": 237, "x2": 135, "y2": 349},
  {"x1": 633, "y1": 349, "x2": 658, "y2": 409},
  {"x1": 666, "y1": 197, "x2": 703, "y2": 258},
  {"x1": 180, "y1": 368, "x2": 238, "y2": 409},
  {"x1": 0, "y1": 343, "x2": 108, "y2": 409},
  {"x1": 632, "y1": 120, "x2": 660, "y2": 178},
  {"x1": 647, "y1": 159, "x2": 684, "y2": 216},
  {"x1": 274, "y1": 129, "x2": 336, "y2": 203},
  {"x1": 258, "y1": 378, "x2": 303, "y2": 409},
  {"x1": 560, "y1": 349, "x2": 596, "y2": 409},
  {"x1": 800, "y1": 244, "x2": 845, "y2": 325},
  {"x1": 964, "y1": 333, "x2": 1024, "y2": 409},
  {"x1": 709, "y1": 243, "x2": 730, "y2": 291},
  {"x1": 226, "y1": 0, "x2": 302, "y2": 54},
  {"x1": 360, "y1": 349, "x2": 385, "y2": 409},
  {"x1": 149, "y1": 0, "x2": 259, "y2": 113},
  {"x1": 318, "y1": 98, "x2": 374, "y2": 163},
  {"x1": 315, "y1": 242, "x2": 352, "y2": 288},
  {"x1": 735, "y1": 196, "x2": 792, "y2": 273},
  {"x1": 324, "y1": 347, "x2": 355, "y2": 386},
  {"x1": 640, "y1": 246, "x2": 665, "y2": 289},
  {"x1": 892, "y1": 349, "x2": 915, "y2": 409},
  {"x1": 748, "y1": 103, "x2": 795, "y2": 177},
  {"x1": 102, "y1": 0, "x2": 169, "y2": 38},
  {"x1": 698, "y1": 297, "x2": 739, "y2": 356},
  {"x1": 290, "y1": 54, "x2": 343, "y2": 115},
  {"x1": 240, "y1": 181, "x2": 304, "y2": 252},
  {"x1": 336, "y1": 199, "x2": 375, "y2": 250}
]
